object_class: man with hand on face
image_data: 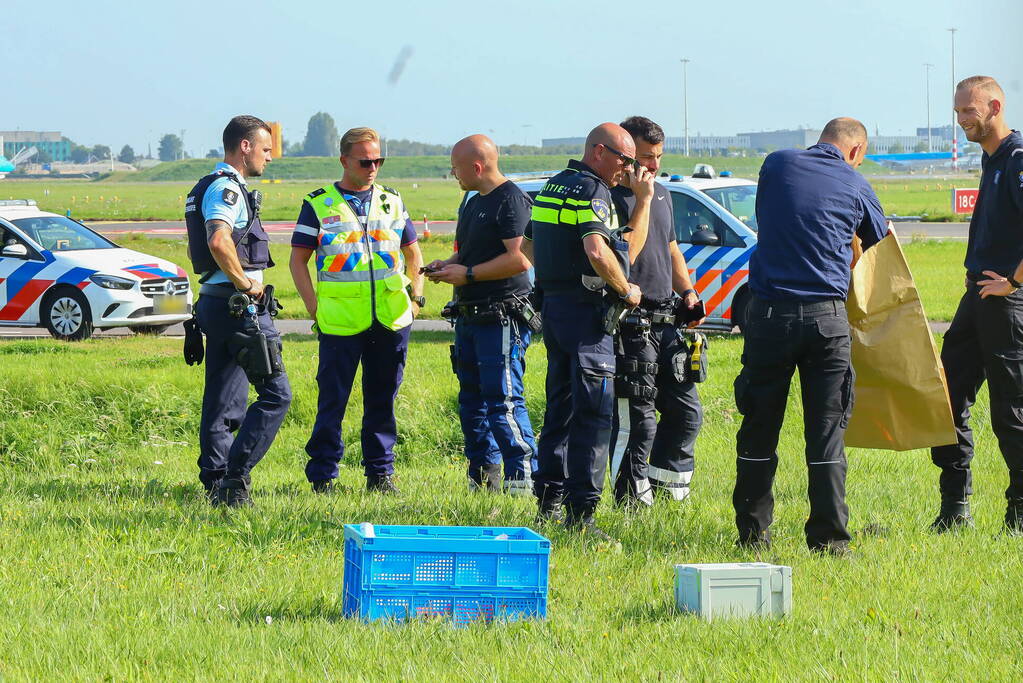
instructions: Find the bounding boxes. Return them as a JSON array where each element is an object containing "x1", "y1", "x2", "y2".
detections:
[
  {"x1": 930, "y1": 76, "x2": 1023, "y2": 535},
  {"x1": 732, "y1": 117, "x2": 887, "y2": 556},
  {"x1": 426, "y1": 134, "x2": 537, "y2": 494},
  {"x1": 608, "y1": 116, "x2": 705, "y2": 508},
  {"x1": 185, "y1": 115, "x2": 292, "y2": 507},
  {"x1": 523, "y1": 122, "x2": 655, "y2": 542},
  {"x1": 290, "y1": 126, "x2": 424, "y2": 495}
]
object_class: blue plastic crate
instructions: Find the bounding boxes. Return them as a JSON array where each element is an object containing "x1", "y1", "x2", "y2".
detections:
[{"x1": 342, "y1": 524, "x2": 551, "y2": 625}]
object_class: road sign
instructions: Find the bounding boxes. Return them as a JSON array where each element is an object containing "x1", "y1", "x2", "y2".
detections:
[{"x1": 952, "y1": 188, "x2": 979, "y2": 214}]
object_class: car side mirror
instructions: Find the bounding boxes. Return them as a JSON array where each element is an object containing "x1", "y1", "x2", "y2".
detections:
[
  {"x1": 2, "y1": 243, "x2": 28, "y2": 258},
  {"x1": 690, "y1": 227, "x2": 720, "y2": 246}
]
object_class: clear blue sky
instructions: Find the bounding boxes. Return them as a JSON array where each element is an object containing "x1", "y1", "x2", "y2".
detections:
[{"x1": 4, "y1": 0, "x2": 1021, "y2": 155}]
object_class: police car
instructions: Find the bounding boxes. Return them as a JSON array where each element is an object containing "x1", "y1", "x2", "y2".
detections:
[
  {"x1": 0, "y1": 200, "x2": 193, "y2": 340},
  {"x1": 496, "y1": 166, "x2": 758, "y2": 331}
]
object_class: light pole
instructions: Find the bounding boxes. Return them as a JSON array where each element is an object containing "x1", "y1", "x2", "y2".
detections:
[
  {"x1": 948, "y1": 28, "x2": 957, "y2": 168},
  {"x1": 924, "y1": 62, "x2": 933, "y2": 152},
  {"x1": 680, "y1": 58, "x2": 690, "y2": 156}
]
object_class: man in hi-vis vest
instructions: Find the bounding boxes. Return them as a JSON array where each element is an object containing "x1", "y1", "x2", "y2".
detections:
[{"x1": 290, "y1": 127, "x2": 425, "y2": 494}]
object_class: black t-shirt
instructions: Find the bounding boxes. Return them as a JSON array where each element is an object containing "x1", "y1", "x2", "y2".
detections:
[
  {"x1": 454, "y1": 180, "x2": 533, "y2": 301},
  {"x1": 964, "y1": 130, "x2": 1023, "y2": 275},
  {"x1": 611, "y1": 182, "x2": 675, "y2": 302}
]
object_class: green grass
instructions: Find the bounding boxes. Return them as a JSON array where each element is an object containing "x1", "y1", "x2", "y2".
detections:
[
  {"x1": 902, "y1": 240, "x2": 968, "y2": 322},
  {"x1": 1, "y1": 332, "x2": 1021, "y2": 679}
]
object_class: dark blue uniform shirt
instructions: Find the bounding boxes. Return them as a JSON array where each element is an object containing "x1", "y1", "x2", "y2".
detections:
[
  {"x1": 750, "y1": 143, "x2": 888, "y2": 302},
  {"x1": 964, "y1": 130, "x2": 1023, "y2": 275}
]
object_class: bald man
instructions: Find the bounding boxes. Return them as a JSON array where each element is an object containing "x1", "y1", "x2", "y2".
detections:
[
  {"x1": 732, "y1": 117, "x2": 888, "y2": 556},
  {"x1": 931, "y1": 76, "x2": 1023, "y2": 535},
  {"x1": 426, "y1": 135, "x2": 537, "y2": 494},
  {"x1": 524, "y1": 122, "x2": 655, "y2": 541}
]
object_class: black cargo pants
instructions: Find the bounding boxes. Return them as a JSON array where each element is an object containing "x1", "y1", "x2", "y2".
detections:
[
  {"x1": 733, "y1": 296, "x2": 854, "y2": 549},
  {"x1": 931, "y1": 281, "x2": 1023, "y2": 503}
]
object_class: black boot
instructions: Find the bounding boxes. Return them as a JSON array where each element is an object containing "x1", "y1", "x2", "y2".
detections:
[
  {"x1": 565, "y1": 509, "x2": 619, "y2": 546},
  {"x1": 1006, "y1": 499, "x2": 1023, "y2": 536},
  {"x1": 216, "y1": 477, "x2": 252, "y2": 508},
  {"x1": 203, "y1": 479, "x2": 221, "y2": 505},
  {"x1": 468, "y1": 464, "x2": 502, "y2": 492},
  {"x1": 930, "y1": 499, "x2": 973, "y2": 532},
  {"x1": 535, "y1": 491, "x2": 564, "y2": 524},
  {"x1": 367, "y1": 473, "x2": 400, "y2": 494},
  {"x1": 311, "y1": 479, "x2": 335, "y2": 494},
  {"x1": 735, "y1": 528, "x2": 771, "y2": 551},
  {"x1": 809, "y1": 539, "x2": 853, "y2": 558}
]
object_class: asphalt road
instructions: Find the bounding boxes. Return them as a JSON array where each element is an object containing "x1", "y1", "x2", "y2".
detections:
[{"x1": 92, "y1": 220, "x2": 967, "y2": 242}]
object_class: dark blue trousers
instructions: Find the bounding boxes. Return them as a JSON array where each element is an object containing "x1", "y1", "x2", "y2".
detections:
[
  {"x1": 454, "y1": 317, "x2": 538, "y2": 489},
  {"x1": 196, "y1": 295, "x2": 292, "y2": 488},
  {"x1": 305, "y1": 322, "x2": 411, "y2": 482},
  {"x1": 533, "y1": 294, "x2": 616, "y2": 516}
]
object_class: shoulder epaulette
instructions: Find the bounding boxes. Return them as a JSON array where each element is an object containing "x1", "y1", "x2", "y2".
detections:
[
  {"x1": 381, "y1": 185, "x2": 401, "y2": 197},
  {"x1": 307, "y1": 188, "x2": 327, "y2": 199}
]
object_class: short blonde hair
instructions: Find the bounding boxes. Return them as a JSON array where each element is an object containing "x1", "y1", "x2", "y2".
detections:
[
  {"x1": 340, "y1": 127, "x2": 380, "y2": 155},
  {"x1": 956, "y1": 75, "x2": 1005, "y2": 102}
]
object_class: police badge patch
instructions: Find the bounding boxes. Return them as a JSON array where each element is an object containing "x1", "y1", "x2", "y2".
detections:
[
  {"x1": 222, "y1": 188, "x2": 239, "y2": 206},
  {"x1": 591, "y1": 198, "x2": 610, "y2": 221},
  {"x1": 1019, "y1": 170, "x2": 1023, "y2": 188}
]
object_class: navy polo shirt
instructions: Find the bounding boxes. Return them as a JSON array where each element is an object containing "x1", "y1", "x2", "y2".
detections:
[
  {"x1": 750, "y1": 143, "x2": 888, "y2": 302},
  {"x1": 964, "y1": 130, "x2": 1023, "y2": 275}
]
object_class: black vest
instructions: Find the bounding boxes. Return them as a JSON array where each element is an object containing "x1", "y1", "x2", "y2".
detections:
[{"x1": 185, "y1": 170, "x2": 273, "y2": 277}]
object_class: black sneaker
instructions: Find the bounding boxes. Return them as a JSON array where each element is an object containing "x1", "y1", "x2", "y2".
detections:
[
  {"x1": 565, "y1": 512, "x2": 620, "y2": 548},
  {"x1": 467, "y1": 464, "x2": 502, "y2": 492},
  {"x1": 810, "y1": 540, "x2": 853, "y2": 558},
  {"x1": 216, "y1": 478, "x2": 253, "y2": 508},
  {"x1": 1006, "y1": 499, "x2": 1023, "y2": 536},
  {"x1": 930, "y1": 500, "x2": 973, "y2": 533},
  {"x1": 367, "y1": 474, "x2": 400, "y2": 495},
  {"x1": 735, "y1": 529, "x2": 771, "y2": 550},
  {"x1": 535, "y1": 493, "x2": 565, "y2": 524}
]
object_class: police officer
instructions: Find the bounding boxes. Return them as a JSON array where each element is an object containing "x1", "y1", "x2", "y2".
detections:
[
  {"x1": 608, "y1": 116, "x2": 705, "y2": 507},
  {"x1": 185, "y1": 115, "x2": 292, "y2": 507},
  {"x1": 524, "y1": 122, "x2": 654, "y2": 540},
  {"x1": 733, "y1": 118, "x2": 887, "y2": 555},
  {"x1": 425, "y1": 134, "x2": 537, "y2": 494},
  {"x1": 931, "y1": 76, "x2": 1023, "y2": 535},
  {"x1": 290, "y1": 126, "x2": 424, "y2": 494}
]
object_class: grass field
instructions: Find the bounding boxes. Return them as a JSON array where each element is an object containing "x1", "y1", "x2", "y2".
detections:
[
  {"x1": 2, "y1": 164, "x2": 972, "y2": 223},
  {"x1": 105, "y1": 234, "x2": 969, "y2": 323},
  {"x1": 1, "y1": 331, "x2": 1021, "y2": 679}
]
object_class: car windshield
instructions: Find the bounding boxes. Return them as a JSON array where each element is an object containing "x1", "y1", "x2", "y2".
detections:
[
  {"x1": 703, "y1": 185, "x2": 758, "y2": 231},
  {"x1": 11, "y1": 216, "x2": 116, "y2": 251}
]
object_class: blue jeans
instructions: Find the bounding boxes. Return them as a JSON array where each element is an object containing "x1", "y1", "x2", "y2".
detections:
[{"x1": 454, "y1": 317, "x2": 538, "y2": 490}]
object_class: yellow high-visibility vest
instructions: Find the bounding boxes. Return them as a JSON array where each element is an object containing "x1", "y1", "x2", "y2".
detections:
[{"x1": 305, "y1": 183, "x2": 412, "y2": 335}]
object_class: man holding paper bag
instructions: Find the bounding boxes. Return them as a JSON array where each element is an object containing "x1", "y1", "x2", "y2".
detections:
[
  {"x1": 732, "y1": 118, "x2": 888, "y2": 555},
  {"x1": 930, "y1": 76, "x2": 1023, "y2": 535}
]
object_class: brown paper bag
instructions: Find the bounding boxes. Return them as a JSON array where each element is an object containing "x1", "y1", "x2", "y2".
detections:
[{"x1": 844, "y1": 231, "x2": 956, "y2": 450}]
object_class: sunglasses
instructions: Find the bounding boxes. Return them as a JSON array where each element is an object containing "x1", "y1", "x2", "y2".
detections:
[
  {"x1": 593, "y1": 143, "x2": 638, "y2": 170},
  {"x1": 357, "y1": 158, "x2": 386, "y2": 169}
]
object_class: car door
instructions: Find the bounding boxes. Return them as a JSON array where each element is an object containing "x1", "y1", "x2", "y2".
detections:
[
  {"x1": 667, "y1": 188, "x2": 752, "y2": 325},
  {"x1": 0, "y1": 223, "x2": 48, "y2": 324}
]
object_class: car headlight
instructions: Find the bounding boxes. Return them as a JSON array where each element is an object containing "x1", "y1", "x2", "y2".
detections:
[{"x1": 89, "y1": 274, "x2": 136, "y2": 290}]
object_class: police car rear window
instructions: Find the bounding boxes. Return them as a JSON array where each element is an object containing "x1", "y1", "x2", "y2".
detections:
[{"x1": 12, "y1": 217, "x2": 116, "y2": 251}]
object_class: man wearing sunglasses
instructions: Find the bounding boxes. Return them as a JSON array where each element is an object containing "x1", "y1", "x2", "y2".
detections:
[
  {"x1": 523, "y1": 122, "x2": 655, "y2": 542},
  {"x1": 290, "y1": 126, "x2": 425, "y2": 494}
]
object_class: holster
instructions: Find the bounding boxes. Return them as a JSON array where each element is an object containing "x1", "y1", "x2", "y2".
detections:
[
  {"x1": 228, "y1": 329, "x2": 284, "y2": 384},
  {"x1": 183, "y1": 315, "x2": 204, "y2": 366}
]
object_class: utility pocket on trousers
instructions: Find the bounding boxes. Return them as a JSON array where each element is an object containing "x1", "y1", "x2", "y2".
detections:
[
  {"x1": 578, "y1": 352, "x2": 615, "y2": 416},
  {"x1": 734, "y1": 373, "x2": 751, "y2": 415},
  {"x1": 839, "y1": 365, "x2": 855, "y2": 428},
  {"x1": 816, "y1": 314, "x2": 849, "y2": 339}
]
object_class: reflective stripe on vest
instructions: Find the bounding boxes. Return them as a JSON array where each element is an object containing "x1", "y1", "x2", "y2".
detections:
[{"x1": 306, "y1": 184, "x2": 412, "y2": 335}]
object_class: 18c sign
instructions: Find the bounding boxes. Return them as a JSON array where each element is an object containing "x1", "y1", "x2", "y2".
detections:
[{"x1": 952, "y1": 188, "x2": 979, "y2": 214}]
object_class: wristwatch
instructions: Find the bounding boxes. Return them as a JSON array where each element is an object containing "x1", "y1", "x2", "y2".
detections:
[
  {"x1": 1009, "y1": 275, "x2": 1022, "y2": 289},
  {"x1": 411, "y1": 295, "x2": 426, "y2": 308},
  {"x1": 679, "y1": 288, "x2": 697, "y2": 299},
  {"x1": 465, "y1": 266, "x2": 476, "y2": 284}
]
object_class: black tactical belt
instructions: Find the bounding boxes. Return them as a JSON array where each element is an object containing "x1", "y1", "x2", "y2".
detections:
[
  {"x1": 618, "y1": 359, "x2": 659, "y2": 375},
  {"x1": 198, "y1": 283, "x2": 237, "y2": 299}
]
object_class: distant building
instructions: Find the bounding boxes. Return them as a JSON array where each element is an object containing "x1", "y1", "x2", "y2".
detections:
[
  {"x1": 664, "y1": 135, "x2": 749, "y2": 154},
  {"x1": 739, "y1": 129, "x2": 821, "y2": 151},
  {"x1": 0, "y1": 131, "x2": 70, "y2": 162}
]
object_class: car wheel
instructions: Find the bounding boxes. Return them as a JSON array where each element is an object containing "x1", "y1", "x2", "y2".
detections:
[
  {"x1": 731, "y1": 288, "x2": 751, "y2": 335},
  {"x1": 130, "y1": 324, "x2": 170, "y2": 336},
  {"x1": 43, "y1": 287, "x2": 94, "y2": 341}
]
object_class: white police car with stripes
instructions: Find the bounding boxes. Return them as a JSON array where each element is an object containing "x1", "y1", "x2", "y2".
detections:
[
  {"x1": 0, "y1": 200, "x2": 193, "y2": 340},
  {"x1": 494, "y1": 165, "x2": 759, "y2": 331}
]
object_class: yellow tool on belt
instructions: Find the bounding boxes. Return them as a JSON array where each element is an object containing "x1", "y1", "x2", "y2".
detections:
[{"x1": 689, "y1": 333, "x2": 704, "y2": 375}]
